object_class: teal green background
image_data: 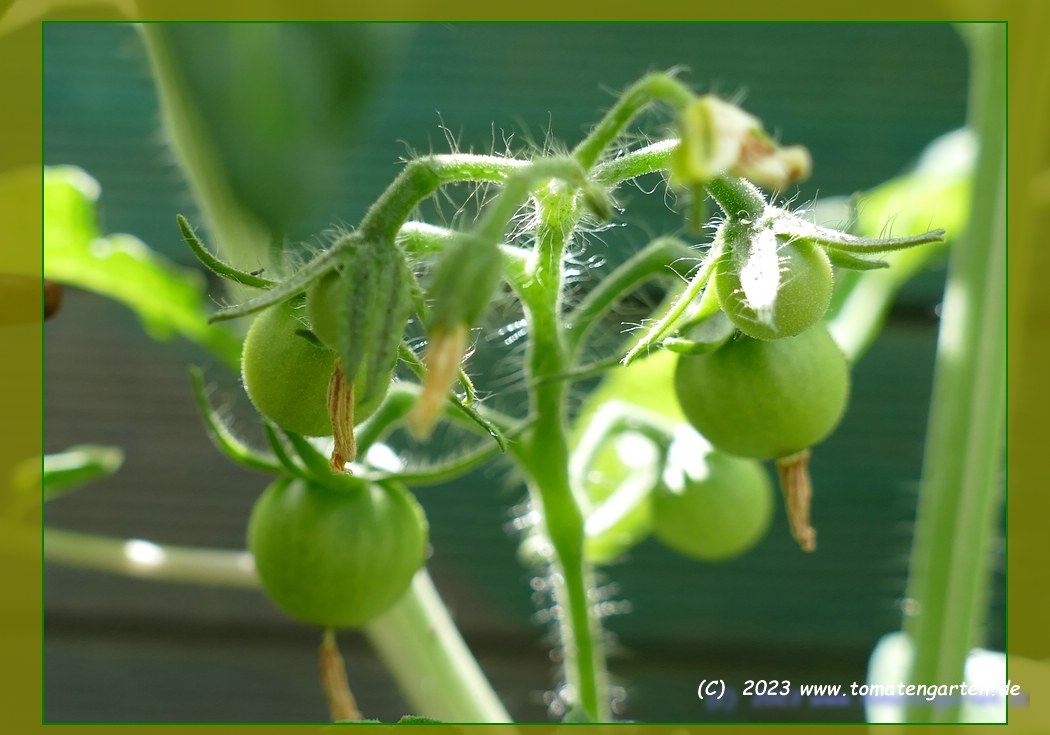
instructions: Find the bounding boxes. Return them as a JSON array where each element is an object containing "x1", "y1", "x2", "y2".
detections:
[{"x1": 43, "y1": 22, "x2": 1000, "y2": 723}]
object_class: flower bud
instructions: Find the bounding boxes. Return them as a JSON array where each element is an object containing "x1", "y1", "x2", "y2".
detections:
[{"x1": 671, "y1": 95, "x2": 811, "y2": 190}]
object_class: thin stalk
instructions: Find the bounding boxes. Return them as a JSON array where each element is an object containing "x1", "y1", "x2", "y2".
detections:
[
  {"x1": 573, "y1": 72, "x2": 694, "y2": 170},
  {"x1": 41, "y1": 527, "x2": 509, "y2": 723},
  {"x1": 511, "y1": 187, "x2": 609, "y2": 722},
  {"x1": 593, "y1": 138, "x2": 678, "y2": 186},
  {"x1": 360, "y1": 154, "x2": 528, "y2": 241},
  {"x1": 363, "y1": 571, "x2": 511, "y2": 723},
  {"x1": 902, "y1": 24, "x2": 1006, "y2": 723},
  {"x1": 565, "y1": 236, "x2": 696, "y2": 355},
  {"x1": 705, "y1": 176, "x2": 766, "y2": 222}
]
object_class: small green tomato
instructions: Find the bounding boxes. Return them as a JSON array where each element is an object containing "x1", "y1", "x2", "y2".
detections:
[
  {"x1": 248, "y1": 476, "x2": 429, "y2": 628},
  {"x1": 652, "y1": 429, "x2": 773, "y2": 561},
  {"x1": 715, "y1": 234, "x2": 832, "y2": 341},
  {"x1": 674, "y1": 322, "x2": 849, "y2": 459},
  {"x1": 242, "y1": 298, "x2": 388, "y2": 437},
  {"x1": 241, "y1": 299, "x2": 337, "y2": 437}
]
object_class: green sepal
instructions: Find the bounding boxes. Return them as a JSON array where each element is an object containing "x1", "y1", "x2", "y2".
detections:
[
  {"x1": 321, "y1": 241, "x2": 414, "y2": 409},
  {"x1": 188, "y1": 366, "x2": 282, "y2": 474},
  {"x1": 176, "y1": 214, "x2": 275, "y2": 289},
  {"x1": 826, "y1": 248, "x2": 890, "y2": 271}
]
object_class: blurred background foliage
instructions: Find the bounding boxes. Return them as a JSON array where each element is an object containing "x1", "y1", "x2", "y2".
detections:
[{"x1": 43, "y1": 22, "x2": 1000, "y2": 723}]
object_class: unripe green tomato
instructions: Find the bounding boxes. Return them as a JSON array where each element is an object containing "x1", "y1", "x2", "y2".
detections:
[
  {"x1": 241, "y1": 299, "x2": 337, "y2": 437},
  {"x1": 715, "y1": 236, "x2": 832, "y2": 341},
  {"x1": 242, "y1": 299, "x2": 388, "y2": 436},
  {"x1": 248, "y1": 476, "x2": 429, "y2": 628},
  {"x1": 674, "y1": 322, "x2": 849, "y2": 459},
  {"x1": 653, "y1": 446, "x2": 773, "y2": 561}
]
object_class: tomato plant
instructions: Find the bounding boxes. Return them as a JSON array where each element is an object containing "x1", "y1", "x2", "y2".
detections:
[
  {"x1": 714, "y1": 230, "x2": 833, "y2": 341},
  {"x1": 40, "y1": 25, "x2": 989, "y2": 724}
]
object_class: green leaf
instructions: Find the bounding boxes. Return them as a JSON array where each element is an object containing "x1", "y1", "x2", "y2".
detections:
[
  {"x1": 44, "y1": 166, "x2": 242, "y2": 369},
  {"x1": 11, "y1": 445, "x2": 125, "y2": 503},
  {"x1": 150, "y1": 24, "x2": 406, "y2": 238}
]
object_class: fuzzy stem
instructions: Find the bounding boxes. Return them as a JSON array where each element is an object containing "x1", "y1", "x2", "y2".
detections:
[
  {"x1": 510, "y1": 185, "x2": 610, "y2": 722},
  {"x1": 573, "y1": 72, "x2": 694, "y2": 171},
  {"x1": 360, "y1": 154, "x2": 528, "y2": 241},
  {"x1": 566, "y1": 236, "x2": 696, "y2": 355},
  {"x1": 902, "y1": 24, "x2": 1006, "y2": 723},
  {"x1": 705, "y1": 176, "x2": 766, "y2": 221},
  {"x1": 41, "y1": 527, "x2": 509, "y2": 723}
]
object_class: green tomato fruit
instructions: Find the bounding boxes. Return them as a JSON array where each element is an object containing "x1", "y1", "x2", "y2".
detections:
[
  {"x1": 715, "y1": 235, "x2": 832, "y2": 341},
  {"x1": 674, "y1": 322, "x2": 849, "y2": 459},
  {"x1": 242, "y1": 299, "x2": 337, "y2": 437},
  {"x1": 653, "y1": 430, "x2": 774, "y2": 561},
  {"x1": 242, "y1": 298, "x2": 388, "y2": 436},
  {"x1": 248, "y1": 476, "x2": 429, "y2": 628}
]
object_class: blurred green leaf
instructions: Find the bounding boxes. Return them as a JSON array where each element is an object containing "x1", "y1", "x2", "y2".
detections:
[
  {"x1": 12, "y1": 444, "x2": 124, "y2": 503},
  {"x1": 151, "y1": 24, "x2": 408, "y2": 240},
  {"x1": 825, "y1": 129, "x2": 975, "y2": 361},
  {"x1": 44, "y1": 166, "x2": 241, "y2": 368}
]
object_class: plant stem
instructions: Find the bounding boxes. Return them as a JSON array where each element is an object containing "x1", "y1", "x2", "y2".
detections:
[
  {"x1": 363, "y1": 571, "x2": 512, "y2": 723},
  {"x1": 574, "y1": 72, "x2": 694, "y2": 170},
  {"x1": 593, "y1": 139, "x2": 678, "y2": 186},
  {"x1": 565, "y1": 236, "x2": 696, "y2": 355},
  {"x1": 511, "y1": 186, "x2": 609, "y2": 722},
  {"x1": 360, "y1": 154, "x2": 528, "y2": 241},
  {"x1": 902, "y1": 24, "x2": 1006, "y2": 723},
  {"x1": 705, "y1": 176, "x2": 766, "y2": 221},
  {"x1": 41, "y1": 526, "x2": 510, "y2": 723}
]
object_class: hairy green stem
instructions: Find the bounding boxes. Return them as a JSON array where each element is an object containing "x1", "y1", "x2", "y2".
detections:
[
  {"x1": 510, "y1": 186, "x2": 609, "y2": 721},
  {"x1": 902, "y1": 24, "x2": 1006, "y2": 723},
  {"x1": 360, "y1": 154, "x2": 528, "y2": 241},
  {"x1": 566, "y1": 236, "x2": 696, "y2": 355},
  {"x1": 574, "y1": 72, "x2": 694, "y2": 170},
  {"x1": 622, "y1": 252, "x2": 717, "y2": 365},
  {"x1": 42, "y1": 528, "x2": 510, "y2": 722},
  {"x1": 705, "y1": 176, "x2": 766, "y2": 221},
  {"x1": 593, "y1": 139, "x2": 678, "y2": 186}
]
